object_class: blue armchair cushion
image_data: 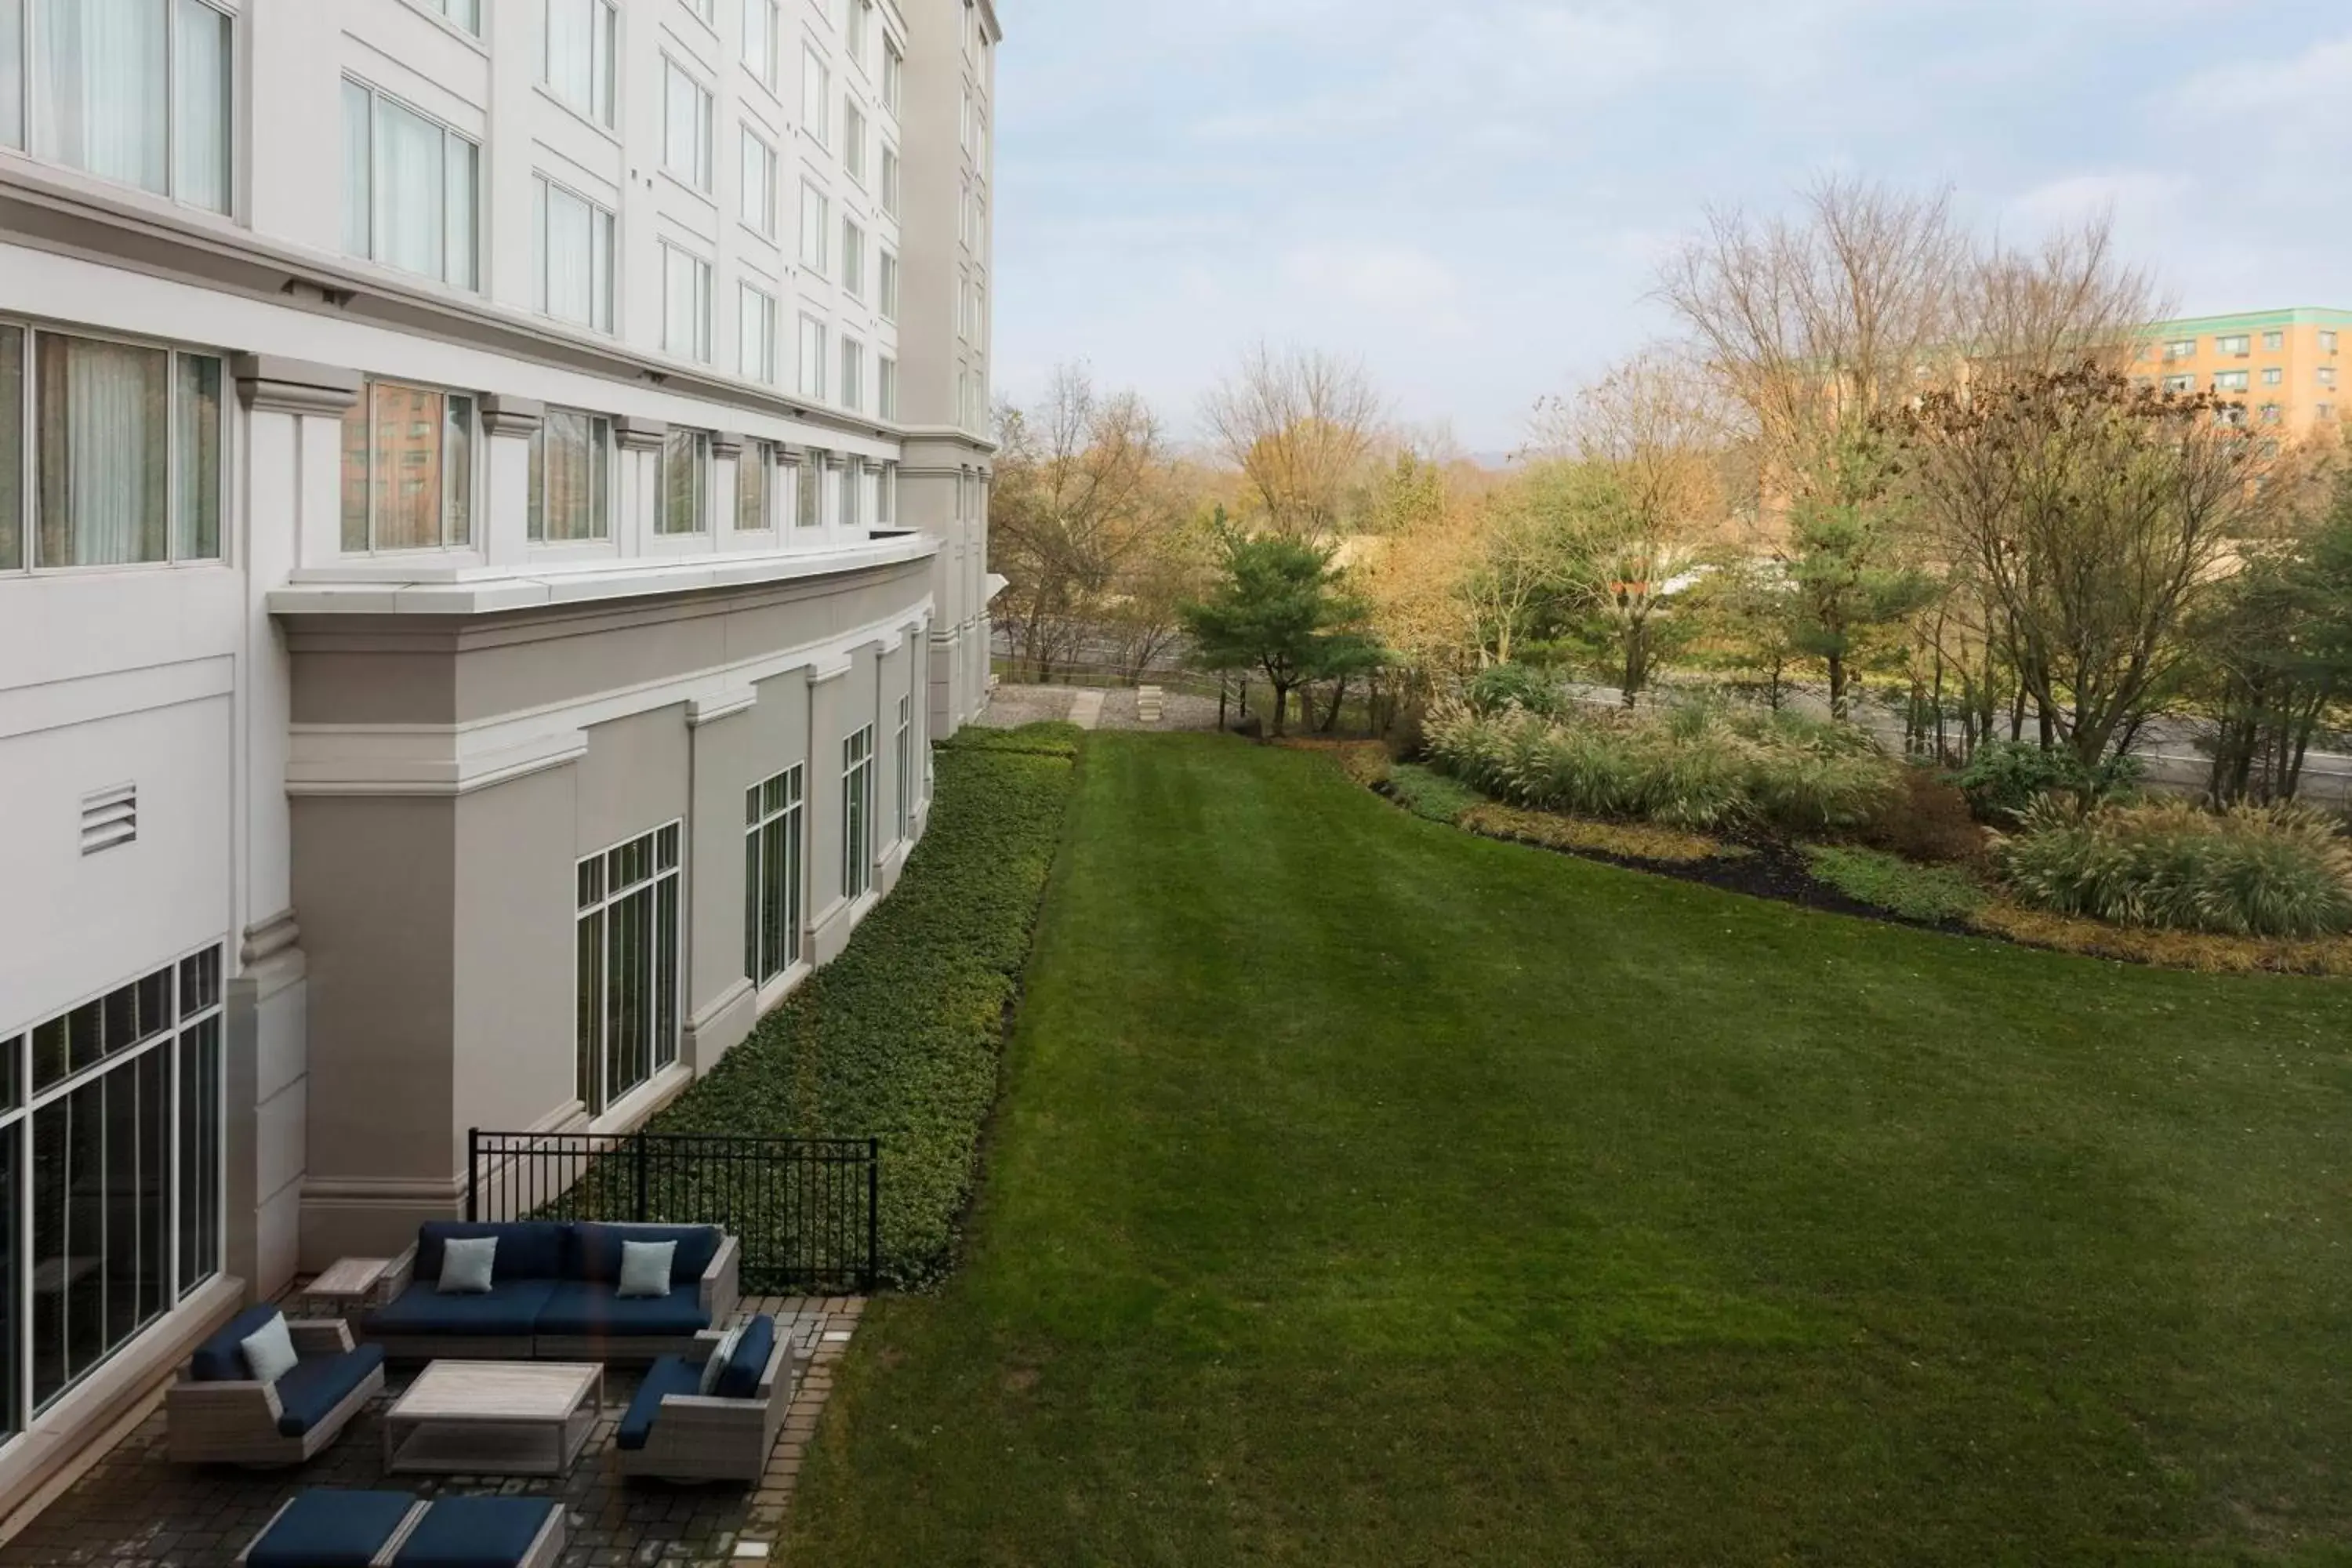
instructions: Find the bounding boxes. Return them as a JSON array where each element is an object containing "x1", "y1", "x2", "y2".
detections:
[
  {"x1": 364, "y1": 1280, "x2": 557, "y2": 1338},
  {"x1": 532, "y1": 1281, "x2": 709, "y2": 1339},
  {"x1": 615, "y1": 1355, "x2": 704, "y2": 1451},
  {"x1": 393, "y1": 1497, "x2": 560, "y2": 1568},
  {"x1": 191, "y1": 1305, "x2": 283, "y2": 1382},
  {"x1": 568, "y1": 1224, "x2": 720, "y2": 1287},
  {"x1": 247, "y1": 1490, "x2": 417, "y2": 1568},
  {"x1": 716, "y1": 1314, "x2": 776, "y2": 1399},
  {"x1": 416, "y1": 1221, "x2": 568, "y2": 1283},
  {"x1": 273, "y1": 1344, "x2": 387, "y2": 1437}
]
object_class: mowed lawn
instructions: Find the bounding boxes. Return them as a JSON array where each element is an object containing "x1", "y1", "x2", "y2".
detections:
[{"x1": 786, "y1": 734, "x2": 2352, "y2": 1566}]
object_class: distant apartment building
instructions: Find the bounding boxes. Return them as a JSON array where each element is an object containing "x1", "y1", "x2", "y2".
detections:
[
  {"x1": 0, "y1": 0, "x2": 999, "y2": 1519},
  {"x1": 2133, "y1": 307, "x2": 2350, "y2": 435}
]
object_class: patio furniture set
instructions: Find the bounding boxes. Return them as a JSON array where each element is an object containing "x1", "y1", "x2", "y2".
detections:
[{"x1": 165, "y1": 1220, "x2": 800, "y2": 1568}]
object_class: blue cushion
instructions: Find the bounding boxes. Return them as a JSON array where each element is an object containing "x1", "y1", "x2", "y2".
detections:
[
  {"x1": 532, "y1": 1281, "x2": 709, "y2": 1339},
  {"x1": 362, "y1": 1280, "x2": 556, "y2": 1338},
  {"x1": 567, "y1": 1224, "x2": 720, "y2": 1287},
  {"x1": 716, "y1": 1314, "x2": 776, "y2": 1399},
  {"x1": 415, "y1": 1221, "x2": 568, "y2": 1283},
  {"x1": 191, "y1": 1305, "x2": 282, "y2": 1382},
  {"x1": 273, "y1": 1345, "x2": 387, "y2": 1438},
  {"x1": 248, "y1": 1490, "x2": 416, "y2": 1568},
  {"x1": 614, "y1": 1355, "x2": 705, "y2": 1451},
  {"x1": 394, "y1": 1497, "x2": 560, "y2": 1568}
]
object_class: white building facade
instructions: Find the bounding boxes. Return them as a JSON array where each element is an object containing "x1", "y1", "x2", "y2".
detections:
[{"x1": 0, "y1": 0, "x2": 998, "y2": 1521}]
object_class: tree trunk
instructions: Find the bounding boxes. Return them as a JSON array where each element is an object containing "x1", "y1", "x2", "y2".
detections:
[
  {"x1": 1827, "y1": 652, "x2": 1849, "y2": 720},
  {"x1": 1269, "y1": 681, "x2": 1290, "y2": 738}
]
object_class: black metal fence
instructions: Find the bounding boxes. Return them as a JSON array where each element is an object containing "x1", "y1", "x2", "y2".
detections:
[{"x1": 466, "y1": 1129, "x2": 880, "y2": 1293}]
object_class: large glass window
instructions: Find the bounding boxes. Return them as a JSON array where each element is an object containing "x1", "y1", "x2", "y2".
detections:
[
  {"x1": 2, "y1": 945, "x2": 223, "y2": 1436},
  {"x1": 842, "y1": 726, "x2": 874, "y2": 899},
  {"x1": 740, "y1": 285, "x2": 777, "y2": 384},
  {"x1": 339, "y1": 382, "x2": 475, "y2": 553},
  {"x1": 840, "y1": 456, "x2": 862, "y2": 528},
  {"x1": 343, "y1": 79, "x2": 479, "y2": 290},
  {"x1": 797, "y1": 449, "x2": 824, "y2": 528},
  {"x1": 533, "y1": 176, "x2": 615, "y2": 335},
  {"x1": 895, "y1": 695, "x2": 911, "y2": 840},
  {"x1": 744, "y1": 766, "x2": 804, "y2": 985},
  {"x1": 659, "y1": 427, "x2": 709, "y2": 536},
  {"x1": 878, "y1": 355, "x2": 898, "y2": 420},
  {"x1": 880, "y1": 146, "x2": 899, "y2": 218},
  {"x1": 799, "y1": 183, "x2": 829, "y2": 274},
  {"x1": 844, "y1": 101, "x2": 866, "y2": 185},
  {"x1": 801, "y1": 46, "x2": 829, "y2": 149},
  {"x1": 4, "y1": 0, "x2": 230, "y2": 212},
  {"x1": 662, "y1": 245, "x2": 713, "y2": 363},
  {"x1": 739, "y1": 127, "x2": 776, "y2": 238},
  {"x1": 541, "y1": 0, "x2": 616, "y2": 127},
  {"x1": 842, "y1": 219, "x2": 865, "y2": 300},
  {"x1": 739, "y1": 441, "x2": 773, "y2": 532},
  {"x1": 797, "y1": 316, "x2": 827, "y2": 402},
  {"x1": 425, "y1": 0, "x2": 481, "y2": 33},
  {"x1": 840, "y1": 337, "x2": 864, "y2": 414},
  {"x1": 9, "y1": 326, "x2": 221, "y2": 572},
  {"x1": 879, "y1": 249, "x2": 898, "y2": 321},
  {"x1": 575, "y1": 827, "x2": 681, "y2": 1118},
  {"x1": 528, "y1": 407, "x2": 612, "y2": 543},
  {"x1": 662, "y1": 58, "x2": 712, "y2": 191},
  {"x1": 882, "y1": 38, "x2": 902, "y2": 114}
]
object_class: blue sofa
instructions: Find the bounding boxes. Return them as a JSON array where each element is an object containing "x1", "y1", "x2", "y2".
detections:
[
  {"x1": 169, "y1": 1305, "x2": 387, "y2": 1466},
  {"x1": 617, "y1": 1315, "x2": 796, "y2": 1484},
  {"x1": 360, "y1": 1221, "x2": 739, "y2": 1365}
]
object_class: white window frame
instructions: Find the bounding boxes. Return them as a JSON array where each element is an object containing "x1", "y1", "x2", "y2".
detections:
[
  {"x1": 844, "y1": 100, "x2": 867, "y2": 185},
  {"x1": 880, "y1": 144, "x2": 900, "y2": 218},
  {"x1": 339, "y1": 379, "x2": 479, "y2": 555},
  {"x1": 799, "y1": 181, "x2": 831, "y2": 274},
  {"x1": 895, "y1": 694, "x2": 912, "y2": 840},
  {"x1": 802, "y1": 45, "x2": 831, "y2": 150},
  {"x1": 879, "y1": 249, "x2": 899, "y2": 321},
  {"x1": 659, "y1": 427, "x2": 712, "y2": 536},
  {"x1": 343, "y1": 77, "x2": 481, "y2": 291},
  {"x1": 842, "y1": 218, "x2": 866, "y2": 300},
  {"x1": 539, "y1": 0, "x2": 619, "y2": 128},
  {"x1": 744, "y1": 765, "x2": 805, "y2": 986},
  {"x1": 882, "y1": 37, "x2": 903, "y2": 114},
  {"x1": 662, "y1": 56, "x2": 715, "y2": 192},
  {"x1": 740, "y1": 0, "x2": 778, "y2": 90},
  {"x1": 739, "y1": 125, "x2": 778, "y2": 238},
  {"x1": 531, "y1": 175, "x2": 617, "y2": 335},
  {"x1": 878, "y1": 354, "x2": 898, "y2": 420},
  {"x1": 2, "y1": 0, "x2": 236, "y2": 214},
  {"x1": 573, "y1": 825, "x2": 683, "y2": 1120},
  {"x1": 662, "y1": 242, "x2": 714, "y2": 363},
  {"x1": 840, "y1": 336, "x2": 864, "y2": 413},
  {"x1": 528, "y1": 407, "x2": 615, "y2": 545},
  {"x1": 797, "y1": 316, "x2": 829, "y2": 402},
  {"x1": 738, "y1": 439, "x2": 776, "y2": 533},
  {"x1": 796, "y1": 447, "x2": 826, "y2": 529},
  {"x1": 739, "y1": 282, "x2": 778, "y2": 383},
  {"x1": 842, "y1": 726, "x2": 875, "y2": 900}
]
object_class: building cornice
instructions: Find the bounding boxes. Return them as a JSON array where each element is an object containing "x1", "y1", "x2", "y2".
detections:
[
  {"x1": 2152, "y1": 307, "x2": 2352, "y2": 336},
  {"x1": 233, "y1": 354, "x2": 360, "y2": 416}
]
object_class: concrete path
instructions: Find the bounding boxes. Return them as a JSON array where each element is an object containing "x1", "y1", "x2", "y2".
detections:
[{"x1": 1068, "y1": 688, "x2": 1106, "y2": 730}]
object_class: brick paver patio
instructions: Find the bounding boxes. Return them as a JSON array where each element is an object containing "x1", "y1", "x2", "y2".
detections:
[{"x1": 0, "y1": 1297, "x2": 862, "y2": 1568}]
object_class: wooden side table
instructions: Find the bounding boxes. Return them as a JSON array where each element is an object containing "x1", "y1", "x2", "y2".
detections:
[{"x1": 302, "y1": 1256, "x2": 394, "y2": 1318}]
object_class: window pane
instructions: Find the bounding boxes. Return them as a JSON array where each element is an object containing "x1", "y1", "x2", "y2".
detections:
[
  {"x1": 372, "y1": 383, "x2": 443, "y2": 549},
  {"x1": 0, "y1": 325, "x2": 20, "y2": 569},
  {"x1": 173, "y1": 354, "x2": 221, "y2": 560},
  {"x1": 545, "y1": 182, "x2": 588, "y2": 324},
  {"x1": 33, "y1": 0, "x2": 167, "y2": 196},
  {"x1": 739, "y1": 446, "x2": 768, "y2": 531},
  {"x1": 172, "y1": 0, "x2": 229, "y2": 211},
  {"x1": 592, "y1": 209, "x2": 614, "y2": 332},
  {"x1": 340, "y1": 392, "x2": 370, "y2": 550},
  {"x1": 176, "y1": 1014, "x2": 222, "y2": 1294},
  {"x1": 0, "y1": 0, "x2": 22, "y2": 151},
  {"x1": 341, "y1": 81, "x2": 370, "y2": 257},
  {"x1": 655, "y1": 876, "x2": 678, "y2": 1069},
  {"x1": 375, "y1": 96, "x2": 445, "y2": 279},
  {"x1": 37, "y1": 334, "x2": 168, "y2": 568},
  {"x1": 661, "y1": 428, "x2": 700, "y2": 535},
  {"x1": 443, "y1": 394, "x2": 473, "y2": 546},
  {"x1": 744, "y1": 823, "x2": 761, "y2": 982},
  {"x1": 575, "y1": 907, "x2": 603, "y2": 1110},
  {"x1": 445, "y1": 135, "x2": 477, "y2": 289}
]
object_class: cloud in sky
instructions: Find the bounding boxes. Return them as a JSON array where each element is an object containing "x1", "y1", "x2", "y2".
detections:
[{"x1": 991, "y1": 2, "x2": 2352, "y2": 449}]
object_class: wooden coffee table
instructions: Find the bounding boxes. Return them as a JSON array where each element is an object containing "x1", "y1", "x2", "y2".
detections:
[{"x1": 383, "y1": 1362, "x2": 604, "y2": 1477}]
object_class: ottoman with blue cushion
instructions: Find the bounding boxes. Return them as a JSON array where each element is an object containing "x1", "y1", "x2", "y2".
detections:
[{"x1": 237, "y1": 1490, "x2": 566, "y2": 1568}]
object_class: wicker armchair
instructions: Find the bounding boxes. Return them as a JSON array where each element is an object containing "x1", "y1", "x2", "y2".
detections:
[
  {"x1": 169, "y1": 1316, "x2": 387, "y2": 1467},
  {"x1": 616, "y1": 1326, "x2": 797, "y2": 1484}
]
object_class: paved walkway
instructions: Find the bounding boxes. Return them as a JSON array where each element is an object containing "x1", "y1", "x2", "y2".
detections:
[
  {"x1": 1066, "y1": 689, "x2": 1106, "y2": 730},
  {"x1": 975, "y1": 684, "x2": 1227, "y2": 735},
  {"x1": 0, "y1": 1297, "x2": 863, "y2": 1568}
]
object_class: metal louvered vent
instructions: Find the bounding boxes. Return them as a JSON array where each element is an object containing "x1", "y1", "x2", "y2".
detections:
[{"x1": 79, "y1": 784, "x2": 137, "y2": 855}]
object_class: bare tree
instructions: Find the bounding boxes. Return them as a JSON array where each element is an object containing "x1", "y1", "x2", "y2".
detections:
[
  {"x1": 1200, "y1": 345, "x2": 1386, "y2": 543},
  {"x1": 1961, "y1": 216, "x2": 2166, "y2": 381}
]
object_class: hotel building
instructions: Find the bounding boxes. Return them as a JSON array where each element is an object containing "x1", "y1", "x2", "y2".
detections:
[{"x1": 2133, "y1": 307, "x2": 2350, "y2": 435}]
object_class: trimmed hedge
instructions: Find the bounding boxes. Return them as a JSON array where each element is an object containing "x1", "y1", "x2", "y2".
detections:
[{"x1": 654, "y1": 722, "x2": 1078, "y2": 1290}]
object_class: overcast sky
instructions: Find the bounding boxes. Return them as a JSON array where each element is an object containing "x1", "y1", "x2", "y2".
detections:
[{"x1": 989, "y1": 0, "x2": 2352, "y2": 452}]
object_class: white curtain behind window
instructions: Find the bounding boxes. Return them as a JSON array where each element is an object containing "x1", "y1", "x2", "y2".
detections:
[
  {"x1": 445, "y1": 136, "x2": 477, "y2": 289},
  {"x1": 34, "y1": 0, "x2": 166, "y2": 195},
  {"x1": 376, "y1": 97, "x2": 445, "y2": 280},
  {"x1": 545, "y1": 182, "x2": 592, "y2": 325},
  {"x1": 1, "y1": 0, "x2": 25, "y2": 151},
  {"x1": 38, "y1": 336, "x2": 166, "y2": 567},
  {"x1": 342, "y1": 82, "x2": 370, "y2": 257},
  {"x1": 172, "y1": 0, "x2": 229, "y2": 212}
]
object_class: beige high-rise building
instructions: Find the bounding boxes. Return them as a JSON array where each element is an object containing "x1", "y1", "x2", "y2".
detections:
[
  {"x1": 2132, "y1": 307, "x2": 2350, "y2": 437},
  {"x1": 0, "y1": 0, "x2": 1000, "y2": 1520}
]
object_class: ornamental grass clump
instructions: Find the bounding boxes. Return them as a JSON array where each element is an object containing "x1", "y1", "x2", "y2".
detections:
[
  {"x1": 1996, "y1": 797, "x2": 2352, "y2": 939},
  {"x1": 1424, "y1": 699, "x2": 1898, "y2": 836}
]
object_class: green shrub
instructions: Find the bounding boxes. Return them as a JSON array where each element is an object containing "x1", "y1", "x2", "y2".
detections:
[
  {"x1": 1995, "y1": 797, "x2": 2352, "y2": 938},
  {"x1": 655, "y1": 722, "x2": 1078, "y2": 1288},
  {"x1": 1465, "y1": 663, "x2": 1563, "y2": 718},
  {"x1": 1955, "y1": 741, "x2": 2141, "y2": 825},
  {"x1": 1804, "y1": 845, "x2": 1989, "y2": 924},
  {"x1": 1425, "y1": 699, "x2": 1899, "y2": 836},
  {"x1": 1386, "y1": 763, "x2": 1483, "y2": 825}
]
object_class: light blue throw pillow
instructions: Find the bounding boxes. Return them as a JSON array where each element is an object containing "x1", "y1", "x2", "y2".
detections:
[
  {"x1": 699, "y1": 1323, "x2": 746, "y2": 1396},
  {"x1": 437, "y1": 1236, "x2": 498, "y2": 1294},
  {"x1": 239, "y1": 1312, "x2": 299, "y2": 1385},
  {"x1": 617, "y1": 1240, "x2": 677, "y2": 1300}
]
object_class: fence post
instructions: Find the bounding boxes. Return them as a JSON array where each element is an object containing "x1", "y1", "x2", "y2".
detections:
[
  {"x1": 633, "y1": 1132, "x2": 649, "y2": 1222},
  {"x1": 465, "y1": 1129, "x2": 478, "y2": 1222},
  {"x1": 865, "y1": 1138, "x2": 880, "y2": 1294}
]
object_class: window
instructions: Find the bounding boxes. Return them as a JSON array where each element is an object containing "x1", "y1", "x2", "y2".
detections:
[
  {"x1": 339, "y1": 383, "x2": 474, "y2": 553},
  {"x1": 799, "y1": 183, "x2": 830, "y2": 272},
  {"x1": 2161, "y1": 373, "x2": 2194, "y2": 395},
  {"x1": 878, "y1": 459, "x2": 897, "y2": 523},
  {"x1": 740, "y1": 284, "x2": 778, "y2": 383},
  {"x1": 840, "y1": 456, "x2": 862, "y2": 528},
  {"x1": 879, "y1": 249, "x2": 899, "y2": 321},
  {"x1": 744, "y1": 768, "x2": 804, "y2": 985},
  {"x1": 740, "y1": 127, "x2": 777, "y2": 236},
  {"x1": 575, "y1": 826, "x2": 681, "y2": 1118},
  {"x1": 2217, "y1": 335, "x2": 2250, "y2": 357},
  {"x1": 960, "y1": 177, "x2": 973, "y2": 246},
  {"x1": 845, "y1": 0, "x2": 869, "y2": 66},
  {"x1": 2215, "y1": 405, "x2": 2248, "y2": 429},
  {"x1": 740, "y1": 0, "x2": 776, "y2": 89},
  {"x1": 541, "y1": 0, "x2": 617, "y2": 127},
  {"x1": 662, "y1": 245, "x2": 713, "y2": 362},
  {"x1": 2, "y1": 945, "x2": 225, "y2": 1432},
  {"x1": 797, "y1": 448, "x2": 825, "y2": 528},
  {"x1": 844, "y1": 101, "x2": 867, "y2": 183},
  {"x1": 684, "y1": 0, "x2": 715, "y2": 24},
  {"x1": 2323, "y1": 367, "x2": 2342, "y2": 390},
  {"x1": 878, "y1": 355, "x2": 898, "y2": 419},
  {"x1": 0, "y1": 326, "x2": 222, "y2": 572},
  {"x1": 802, "y1": 45, "x2": 830, "y2": 149},
  {"x1": 2263, "y1": 367, "x2": 2284, "y2": 388},
  {"x1": 797, "y1": 316, "x2": 828, "y2": 401},
  {"x1": 2264, "y1": 331, "x2": 2285, "y2": 353},
  {"x1": 2323, "y1": 331, "x2": 2340, "y2": 354},
  {"x1": 532, "y1": 177, "x2": 615, "y2": 334},
  {"x1": 663, "y1": 60, "x2": 713, "y2": 191},
  {"x1": 660, "y1": 428, "x2": 710, "y2": 535},
  {"x1": 739, "y1": 441, "x2": 774, "y2": 532},
  {"x1": 882, "y1": 38, "x2": 902, "y2": 113},
  {"x1": 426, "y1": 0, "x2": 481, "y2": 32},
  {"x1": 2321, "y1": 404, "x2": 2338, "y2": 423},
  {"x1": 842, "y1": 220, "x2": 866, "y2": 299},
  {"x1": 2213, "y1": 370, "x2": 2249, "y2": 393},
  {"x1": 880, "y1": 146, "x2": 900, "y2": 218},
  {"x1": 2, "y1": 0, "x2": 231, "y2": 213},
  {"x1": 2163, "y1": 339, "x2": 2197, "y2": 361},
  {"x1": 842, "y1": 727, "x2": 874, "y2": 899},
  {"x1": 2261, "y1": 404, "x2": 2282, "y2": 426},
  {"x1": 960, "y1": 88, "x2": 971, "y2": 154},
  {"x1": 840, "y1": 337, "x2": 864, "y2": 412},
  {"x1": 343, "y1": 80, "x2": 479, "y2": 289},
  {"x1": 894, "y1": 695, "x2": 911, "y2": 840},
  {"x1": 528, "y1": 408, "x2": 612, "y2": 543}
]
